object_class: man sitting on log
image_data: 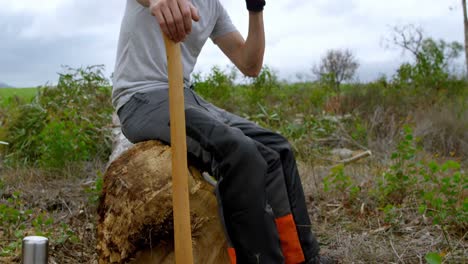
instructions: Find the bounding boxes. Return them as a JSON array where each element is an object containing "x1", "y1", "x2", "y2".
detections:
[{"x1": 112, "y1": 0, "x2": 331, "y2": 263}]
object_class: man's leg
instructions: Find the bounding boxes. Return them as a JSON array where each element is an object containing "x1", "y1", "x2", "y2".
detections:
[
  {"x1": 254, "y1": 131, "x2": 320, "y2": 261},
  {"x1": 185, "y1": 107, "x2": 285, "y2": 263},
  {"x1": 118, "y1": 89, "x2": 284, "y2": 263},
  {"x1": 192, "y1": 94, "x2": 321, "y2": 261},
  {"x1": 237, "y1": 123, "x2": 320, "y2": 261},
  {"x1": 254, "y1": 141, "x2": 306, "y2": 264}
]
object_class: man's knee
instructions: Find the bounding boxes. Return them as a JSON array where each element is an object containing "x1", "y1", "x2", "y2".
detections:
[
  {"x1": 269, "y1": 132, "x2": 294, "y2": 157},
  {"x1": 185, "y1": 108, "x2": 264, "y2": 162},
  {"x1": 208, "y1": 126, "x2": 263, "y2": 164}
]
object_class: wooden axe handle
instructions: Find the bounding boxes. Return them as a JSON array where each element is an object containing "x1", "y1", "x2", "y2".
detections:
[{"x1": 163, "y1": 35, "x2": 194, "y2": 264}]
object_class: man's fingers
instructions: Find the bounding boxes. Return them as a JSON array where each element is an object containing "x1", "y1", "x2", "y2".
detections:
[
  {"x1": 161, "y1": 6, "x2": 178, "y2": 41},
  {"x1": 151, "y1": 0, "x2": 198, "y2": 42},
  {"x1": 169, "y1": 0, "x2": 186, "y2": 41},
  {"x1": 179, "y1": 1, "x2": 193, "y2": 34},
  {"x1": 153, "y1": 10, "x2": 172, "y2": 40},
  {"x1": 190, "y1": 3, "x2": 200, "y2": 22}
]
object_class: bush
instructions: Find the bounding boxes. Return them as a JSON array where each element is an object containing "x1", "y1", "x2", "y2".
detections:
[
  {"x1": 392, "y1": 38, "x2": 462, "y2": 92},
  {"x1": 244, "y1": 66, "x2": 280, "y2": 108},
  {"x1": 3, "y1": 104, "x2": 47, "y2": 164},
  {"x1": 323, "y1": 164, "x2": 360, "y2": 204},
  {"x1": 3, "y1": 65, "x2": 112, "y2": 168},
  {"x1": 192, "y1": 66, "x2": 236, "y2": 111},
  {"x1": 376, "y1": 126, "x2": 419, "y2": 205},
  {"x1": 419, "y1": 160, "x2": 467, "y2": 228},
  {"x1": 373, "y1": 126, "x2": 467, "y2": 231}
]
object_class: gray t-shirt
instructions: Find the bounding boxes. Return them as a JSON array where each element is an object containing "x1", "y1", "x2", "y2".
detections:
[{"x1": 112, "y1": 0, "x2": 238, "y2": 111}]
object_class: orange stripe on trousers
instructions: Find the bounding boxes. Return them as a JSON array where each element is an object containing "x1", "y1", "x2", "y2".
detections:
[
  {"x1": 228, "y1": 247, "x2": 236, "y2": 264},
  {"x1": 275, "y1": 213, "x2": 305, "y2": 264}
]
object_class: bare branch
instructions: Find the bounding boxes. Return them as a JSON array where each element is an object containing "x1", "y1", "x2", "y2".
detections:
[{"x1": 390, "y1": 24, "x2": 425, "y2": 57}]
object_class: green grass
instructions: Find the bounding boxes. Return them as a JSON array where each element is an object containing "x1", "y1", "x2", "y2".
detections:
[{"x1": 0, "y1": 87, "x2": 38, "y2": 107}]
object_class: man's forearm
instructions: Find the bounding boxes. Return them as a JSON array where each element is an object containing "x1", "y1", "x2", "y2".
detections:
[{"x1": 242, "y1": 12, "x2": 265, "y2": 76}]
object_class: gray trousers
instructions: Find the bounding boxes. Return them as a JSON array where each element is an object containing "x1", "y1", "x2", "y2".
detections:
[{"x1": 118, "y1": 88, "x2": 320, "y2": 263}]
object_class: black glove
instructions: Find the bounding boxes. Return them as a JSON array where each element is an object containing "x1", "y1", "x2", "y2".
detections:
[{"x1": 246, "y1": 0, "x2": 265, "y2": 12}]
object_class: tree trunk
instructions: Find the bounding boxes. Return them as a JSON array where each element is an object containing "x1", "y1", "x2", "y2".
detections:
[
  {"x1": 463, "y1": 0, "x2": 468, "y2": 78},
  {"x1": 97, "y1": 115, "x2": 229, "y2": 263}
]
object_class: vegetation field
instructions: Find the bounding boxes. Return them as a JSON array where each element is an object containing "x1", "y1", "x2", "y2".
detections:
[
  {"x1": 0, "y1": 87, "x2": 38, "y2": 106},
  {"x1": 0, "y1": 32, "x2": 467, "y2": 263}
]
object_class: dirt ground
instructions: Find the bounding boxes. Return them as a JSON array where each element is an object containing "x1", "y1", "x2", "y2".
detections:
[{"x1": 0, "y1": 160, "x2": 466, "y2": 263}]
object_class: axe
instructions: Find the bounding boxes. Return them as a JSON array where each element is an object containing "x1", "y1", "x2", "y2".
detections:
[{"x1": 163, "y1": 35, "x2": 194, "y2": 264}]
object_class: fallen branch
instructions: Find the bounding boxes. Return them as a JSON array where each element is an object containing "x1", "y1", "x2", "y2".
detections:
[
  {"x1": 311, "y1": 150, "x2": 372, "y2": 166},
  {"x1": 340, "y1": 150, "x2": 372, "y2": 165}
]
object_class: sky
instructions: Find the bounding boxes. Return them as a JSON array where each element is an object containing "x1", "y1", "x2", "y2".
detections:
[{"x1": 0, "y1": 0, "x2": 464, "y2": 87}]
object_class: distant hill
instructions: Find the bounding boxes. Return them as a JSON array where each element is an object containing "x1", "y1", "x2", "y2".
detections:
[{"x1": 0, "y1": 82, "x2": 13, "y2": 88}]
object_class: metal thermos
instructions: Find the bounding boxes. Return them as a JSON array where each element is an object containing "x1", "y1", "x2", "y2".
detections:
[{"x1": 22, "y1": 236, "x2": 49, "y2": 264}]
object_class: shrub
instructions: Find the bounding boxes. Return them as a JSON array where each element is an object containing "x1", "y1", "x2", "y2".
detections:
[
  {"x1": 376, "y1": 126, "x2": 419, "y2": 205},
  {"x1": 392, "y1": 38, "x2": 463, "y2": 92},
  {"x1": 192, "y1": 66, "x2": 236, "y2": 111},
  {"x1": 247, "y1": 66, "x2": 279, "y2": 103},
  {"x1": 3, "y1": 104, "x2": 47, "y2": 165},
  {"x1": 3, "y1": 65, "x2": 112, "y2": 168},
  {"x1": 323, "y1": 164, "x2": 360, "y2": 204},
  {"x1": 373, "y1": 126, "x2": 467, "y2": 231},
  {"x1": 419, "y1": 160, "x2": 467, "y2": 229}
]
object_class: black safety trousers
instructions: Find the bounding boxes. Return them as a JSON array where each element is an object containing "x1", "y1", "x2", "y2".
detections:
[{"x1": 118, "y1": 88, "x2": 320, "y2": 264}]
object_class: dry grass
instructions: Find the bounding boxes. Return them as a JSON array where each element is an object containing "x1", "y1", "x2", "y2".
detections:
[
  {"x1": 413, "y1": 106, "x2": 468, "y2": 161},
  {"x1": 0, "y1": 165, "x2": 102, "y2": 264}
]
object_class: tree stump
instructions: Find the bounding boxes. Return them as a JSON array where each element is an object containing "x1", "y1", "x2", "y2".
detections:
[{"x1": 97, "y1": 115, "x2": 229, "y2": 263}]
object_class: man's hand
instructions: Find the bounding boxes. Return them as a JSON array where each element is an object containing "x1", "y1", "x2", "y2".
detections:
[
  {"x1": 139, "y1": 0, "x2": 199, "y2": 42},
  {"x1": 245, "y1": 0, "x2": 266, "y2": 12}
]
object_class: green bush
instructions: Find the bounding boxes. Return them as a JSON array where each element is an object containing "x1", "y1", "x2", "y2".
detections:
[
  {"x1": 377, "y1": 126, "x2": 419, "y2": 205},
  {"x1": 419, "y1": 160, "x2": 467, "y2": 228},
  {"x1": 37, "y1": 120, "x2": 93, "y2": 168},
  {"x1": 323, "y1": 164, "x2": 360, "y2": 204},
  {"x1": 193, "y1": 66, "x2": 236, "y2": 111},
  {"x1": 3, "y1": 104, "x2": 47, "y2": 164},
  {"x1": 393, "y1": 38, "x2": 462, "y2": 92},
  {"x1": 277, "y1": 83, "x2": 328, "y2": 116},
  {"x1": 373, "y1": 126, "x2": 467, "y2": 231},
  {"x1": 244, "y1": 66, "x2": 280, "y2": 108},
  {"x1": 3, "y1": 65, "x2": 112, "y2": 168}
]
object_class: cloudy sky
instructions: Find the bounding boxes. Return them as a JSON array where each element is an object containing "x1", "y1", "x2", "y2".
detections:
[{"x1": 0, "y1": 0, "x2": 464, "y2": 87}]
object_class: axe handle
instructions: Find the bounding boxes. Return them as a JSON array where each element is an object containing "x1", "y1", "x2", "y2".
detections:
[{"x1": 163, "y1": 35, "x2": 194, "y2": 264}]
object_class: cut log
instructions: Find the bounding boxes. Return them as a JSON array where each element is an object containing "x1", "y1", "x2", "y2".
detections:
[{"x1": 97, "y1": 115, "x2": 229, "y2": 263}]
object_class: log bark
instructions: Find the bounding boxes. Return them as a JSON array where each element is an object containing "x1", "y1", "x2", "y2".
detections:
[{"x1": 97, "y1": 115, "x2": 229, "y2": 263}]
